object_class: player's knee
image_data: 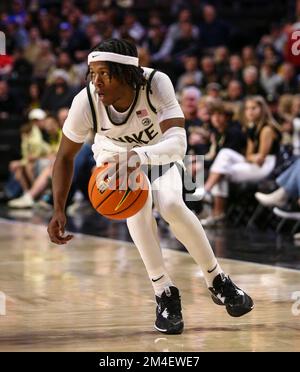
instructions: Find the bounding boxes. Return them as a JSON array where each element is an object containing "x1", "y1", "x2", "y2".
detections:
[{"x1": 160, "y1": 201, "x2": 185, "y2": 223}]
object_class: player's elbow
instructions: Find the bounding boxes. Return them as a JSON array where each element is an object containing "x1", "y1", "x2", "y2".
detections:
[{"x1": 163, "y1": 126, "x2": 187, "y2": 160}]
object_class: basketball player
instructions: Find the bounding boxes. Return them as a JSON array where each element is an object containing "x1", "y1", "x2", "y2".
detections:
[{"x1": 47, "y1": 39, "x2": 253, "y2": 335}]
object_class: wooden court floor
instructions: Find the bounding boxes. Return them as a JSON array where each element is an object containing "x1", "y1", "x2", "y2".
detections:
[{"x1": 0, "y1": 218, "x2": 299, "y2": 352}]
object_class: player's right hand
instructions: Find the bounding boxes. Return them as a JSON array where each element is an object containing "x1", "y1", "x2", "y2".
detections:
[
  {"x1": 47, "y1": 212, "x2": 73, "y2": 245},
  {"x1": 97, "y1": 151, "x2": 141, "y2": 191}
]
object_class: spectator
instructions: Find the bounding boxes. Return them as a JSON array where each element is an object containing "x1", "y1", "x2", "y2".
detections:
[
  {"x1": 278, "y1": 93, "x2": 295, "y2": 122},
  {"x1": 206, "y1": 82, "x2": 222, "y2": 99},
  {"x1": 57, "y1": 22, "x2": 89, "y2": 60},
  {"x1": 37, "y1": 9, "x2": 59, "y2": 45},
  {"x1": 10, "y1": 47, "x2": 33, "y2": 90},
  {"x1": 241, "y1": 46, "x2": 258, "y2": 67},
  {"x1": 0, "y1": 79, "x2": 20, "y2": 118},
  {"x1": 261, "y1": 44, "x2": 282, "y2": 67},
  {"x1": 43, "y1": 115, "x2": 62, "y2": 154},
  {"x1": 162, "y1": 8, "x2": 199, "y2": 54},
  {"x1": 66, "y1": 5, "x2": 91, "y2": 33},
  {"x1": 92, "y1": 8, "x2": 120, "y2": 41},
  {"x1": 255, "y1": 158, "x2": 300, "y2": 208},
  {"x1": 119, "y1": 11, "x2": 145, "y2": 43},
  {"x1": 24, "y1": 27, "x2": 43, "y2": 64},
  {"x1": 5, "y1": 18, "x2": 28, "y2": 51},
  {"x1": 143, "y1": 17, "x2": 167, "y2": 69},
  {"x1": 223, "y1": 80, "x2": 244, "y2": 116},
  {"x1": 8, "y1": 114, "x2": 62, "y2": 209},
  {"x1": 224, "y1": 79, "x2": 243, "y2": 103},
  {"x1": 203, "y1": 102, "x2": 246, "y2": 167},
  {"x1": 46, "y1": 51, "x2": 81, "y2": 88},
  {"x1": 227, "y1": 54, "x2": 243, "y2": 82},
  {"x1": 41, "y1": 69, "x2": 76, "y2": 114},
  {"x1": 199, "y1": 4, "x2": 230, "y2": 50},
  {"x1": 26, "y1": 82, "x2": 42, "y2": 111},
  {"x1": 187, "y1": 97, "x2": 214, "y2": 158},
  {"x1": 57, "y1": 107, "x2": 69, "y2": 128},
  {"x1": 292, "y1": 96, "x2": 300, "y2": 156},
  {"x1": 169, "y1": 21, "x2": 200, "y2": 74},
  {"x1": 85, "y1": 22, "x2": 101, "y2": 47},
  {"x1": 260, "y1": 62, "x2": 282, "y2": 97},
  {"x1": 277, "y1": 63, "x2": 300, "y2": 95},
  {"x1": 7, "y1": 109, "x2": 50, "y2": 197},
  {"x1": 176, "y1": 55, "x2": 202, "y2": 92},
  {"x1": 214, "y1": 46, "x2": 230, "y2": 80},
  {"x1": 200, "y1": 56, "x2": 220, "y2": 88},
  {"x1": 180, "y1": 86, "x2": 210, "y2": 155},
  {"x1": 195, "y1": 96, "x2": 280, "y2": 226},
  {"x1": 32, "y1": 39, "x2": 56, "y2": 82},
  {"x1": 242, "y1": 65, "x2": 266, "y2": 96},
  {"x1": 8, "y1": 0, "x2": 26, "y2": 26},
  {"x1": 148, "y1": 8, "x2": 198, "y2": 70},
  {"x1": 8, "y1": 159, "x2": 54, "y2": 209}
]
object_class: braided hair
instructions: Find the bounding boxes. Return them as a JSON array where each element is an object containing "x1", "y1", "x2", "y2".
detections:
[{"x1": 87, "y1": 39, "x2": 147, "y2": 90}]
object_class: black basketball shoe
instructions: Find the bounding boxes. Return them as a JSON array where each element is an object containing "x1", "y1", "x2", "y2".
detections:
[
  {"x1": 209, "y1": 273, "x2": 254, "y2": 317},
  {"x1": 155, "y1": 286, "x2": 184, "y2": 334}
]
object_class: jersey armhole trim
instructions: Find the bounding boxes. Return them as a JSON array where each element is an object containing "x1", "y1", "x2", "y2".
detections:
[
  {"x1": 146, "y1": 70, "x2": 157, "y2": 114},
  {"x1": 86, "y1": 82, "x2": 98, "y2": 133}
]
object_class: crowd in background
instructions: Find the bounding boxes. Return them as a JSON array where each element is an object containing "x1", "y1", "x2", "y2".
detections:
[{"x1": 1, "y1": 0, "x2": 300, "y2": 229}]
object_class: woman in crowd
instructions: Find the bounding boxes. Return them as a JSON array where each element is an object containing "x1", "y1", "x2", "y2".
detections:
[{"x1": 194, "y1": 96, "x2": 281, "y2": 226}]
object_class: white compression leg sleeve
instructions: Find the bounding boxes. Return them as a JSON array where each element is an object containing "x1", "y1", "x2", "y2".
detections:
[
  {"x1": 152, "y1": 164, "x2": 223, "y2": 287},
  {"x1": 126, "y1": 178, "x2": 174, "y2": 296}
]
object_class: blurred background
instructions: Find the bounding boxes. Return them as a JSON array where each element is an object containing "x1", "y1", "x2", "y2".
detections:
[{"x1": 1, "y1": 0, "x2": 300, "y2": 267}]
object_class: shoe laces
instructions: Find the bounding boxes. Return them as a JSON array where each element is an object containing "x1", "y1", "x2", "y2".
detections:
[
  {"x1": 217, "y1": 276, "x2": 243, "y2": 305},
  {"x1": 159, "y1": 290, "x2": 181, "y2": 317}
]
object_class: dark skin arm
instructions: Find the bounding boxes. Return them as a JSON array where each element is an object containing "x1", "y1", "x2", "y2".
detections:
[
  {"x1": 159, "y1": 117, "x2": 185, "y2": 133},
  {"x1": 47, "y1": 134, "x2": 83, "y2": 245}
]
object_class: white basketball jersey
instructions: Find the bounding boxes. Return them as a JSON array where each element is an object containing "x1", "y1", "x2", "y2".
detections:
[{"x1": 89, "y1": 67, "x2": 162, "y2": 156}]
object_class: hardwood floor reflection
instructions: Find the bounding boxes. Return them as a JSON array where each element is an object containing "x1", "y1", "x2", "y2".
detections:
[{"x1": 0, "y1": 219, "x2": 299, "y2": 352}]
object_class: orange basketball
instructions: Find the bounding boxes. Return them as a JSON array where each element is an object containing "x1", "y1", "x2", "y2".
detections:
[{"x1": 88, "y1": 163, "x2": 149, "y2": 220}]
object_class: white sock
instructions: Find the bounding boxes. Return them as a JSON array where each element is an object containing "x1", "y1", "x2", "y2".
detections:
[{"x1": 150, "y1": 273, "x2": 174, "y2": 297}]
